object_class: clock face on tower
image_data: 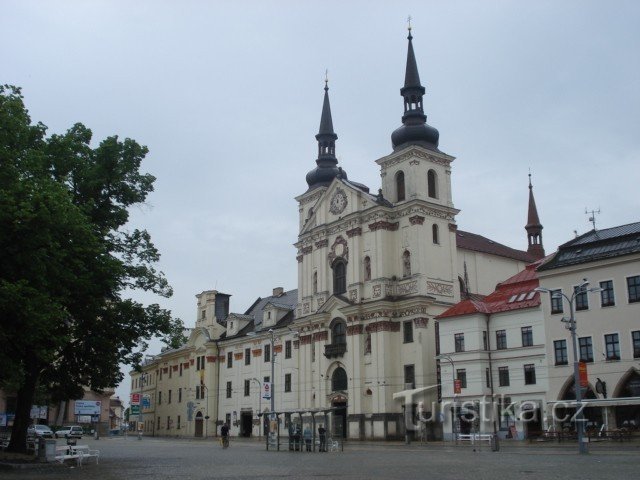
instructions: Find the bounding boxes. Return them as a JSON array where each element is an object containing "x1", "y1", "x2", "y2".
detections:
[{"x1": 329, "y1": 188, "x2": 348, "y2": 215}]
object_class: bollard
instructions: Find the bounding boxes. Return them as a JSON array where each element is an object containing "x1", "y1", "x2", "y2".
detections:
[{"x1": 491, "y1": 434, "x2": 500, "y2": 452}]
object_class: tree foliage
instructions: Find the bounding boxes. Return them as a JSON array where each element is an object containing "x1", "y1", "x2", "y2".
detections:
[{"x1": 0, "y1": 85, "x2": 180, "y2": 452}]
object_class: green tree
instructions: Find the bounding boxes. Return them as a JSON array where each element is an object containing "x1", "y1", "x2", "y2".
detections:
[{"x1": 0, "y1": 85, "x2": 180, "y2": 452}]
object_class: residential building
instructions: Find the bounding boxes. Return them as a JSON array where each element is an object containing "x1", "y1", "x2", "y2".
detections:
[
  {"x1": 537, "y1": 222, "x2": 640, "y2": 431},
  {"x1": 437, "y1": 259, "x2": 548, "y2": 440}
]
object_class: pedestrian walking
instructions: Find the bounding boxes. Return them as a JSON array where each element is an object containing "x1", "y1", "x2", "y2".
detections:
[{"x1": 318, "y1": 425, "x2": 326, "y2": 452}]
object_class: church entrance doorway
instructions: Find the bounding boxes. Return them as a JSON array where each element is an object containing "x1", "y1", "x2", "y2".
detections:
[{"x1": 194, "y1": 412, "x2": 203, "y2": 437}]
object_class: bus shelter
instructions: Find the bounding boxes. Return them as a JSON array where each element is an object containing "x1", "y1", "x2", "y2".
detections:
[{"x1": 258, "y1": 407, "x2": 344, "y2": 452}]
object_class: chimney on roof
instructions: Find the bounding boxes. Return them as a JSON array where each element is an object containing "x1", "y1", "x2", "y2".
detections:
[{"x1": 272, "y1": 287, "x2": 284, "y2": 297}]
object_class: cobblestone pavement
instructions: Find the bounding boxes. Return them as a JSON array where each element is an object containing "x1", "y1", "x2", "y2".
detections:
[{"x1": 2, "y1": 436, "x2": 640, "y2": 480}]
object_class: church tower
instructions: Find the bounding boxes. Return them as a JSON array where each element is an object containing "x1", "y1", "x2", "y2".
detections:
[{"x1": 525, "y1": 174, "x2": 545, "y2": 259}]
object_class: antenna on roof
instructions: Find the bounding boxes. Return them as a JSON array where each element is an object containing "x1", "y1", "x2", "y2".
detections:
[{"x1": 585, "y1": 207, "x2": 601, "y2": 231}]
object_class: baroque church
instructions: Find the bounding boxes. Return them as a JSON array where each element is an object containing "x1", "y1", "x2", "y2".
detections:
[{"x1": 131, "y1": 28, "x2": 543, "y2": 440}]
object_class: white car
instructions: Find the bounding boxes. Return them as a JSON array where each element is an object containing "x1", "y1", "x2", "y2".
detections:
[
  {"x1": 27, "y1": 424, "x2": 54, "y2": 438},
  {"x1": 55, "y1": 425, "x2": 83, "y2": 439}
]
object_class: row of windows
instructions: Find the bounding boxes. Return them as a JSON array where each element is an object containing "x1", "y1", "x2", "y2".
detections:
[
  {"x1": 452, "y1": 327, "x2": 534, "y2": 353},
  {"x1": 153, "y1": 357, "x2": 198, "y2": 385},
  {"x1": 157, "y1": 388, "x2": 186, "y2": 405},
  {"x1": 326, "y1": 240, "x2": 441, "y2": 295},
  {"x1": 226, "y1": 341, "x2": 291, "y2": 369},
  {"x1": 554, "y1": 330, "x2": 640, "y2": 365},
  {"x1": 549, "y1": 276, "x2": 640, "y2": 314},
  {"x1": 157, "y1": 415, "x2": 181, "y2": 430},
  {"x1": 226, "y1": 375, "x2": 282, "y2": 399},
  {"x1": 395, "y1": 169, "x2": 438, "y2": 202},
  {"x1": 455, "y1": 365, "x2": 537, "y2": 389}
]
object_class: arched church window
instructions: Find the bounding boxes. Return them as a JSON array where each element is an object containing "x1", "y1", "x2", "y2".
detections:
[
  {"x1": 313, "y1": 271, "x2": 318, "y2": 294},
  {"x1": 396, "y1": 171, "x2": 405, "y2": 202},
  {"x1": 428, "y1": 169, "x2": 438, "y2": 199},
  {"x1": 331, "y1": 320, "x2": 347, "y2": 346},
  {"x1": 333, "y1": 259, "x2": 347, "y2": 295},
  {"x1": 402, "y1": 250, "x2": 411, "y2": 278},
  {"x1": 364, "y1": 256, "x2": 371, "y2": 281},
  {"x1": 432, "y1": 224, "x2": 439, "y2": 244},
  {"x1": 332, "y1": 367, "x2": 348, "y2": 391}
]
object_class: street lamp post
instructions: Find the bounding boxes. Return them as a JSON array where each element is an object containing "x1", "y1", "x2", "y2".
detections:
[
  {"x1": 436, "y1": 354, "x2": 457, "y2": 442},
  {"x1": 536, "y1": 280, "x2": 601, "y2": 455},
  {"x1": 202, "y1": 384, "x2": 209, "y2": 438},
  {"x1": 138, "y1": 372, "x2": 147, "y2": 440},
  {"x1": 251, "y1": 378, "x2": 261, "y2": 437},
  {"x1": 247, "y1": 329, "x2": 276, "y2": 419}
]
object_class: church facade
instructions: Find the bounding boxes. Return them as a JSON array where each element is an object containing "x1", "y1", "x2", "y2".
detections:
[{"x1": 130, "y1": 28, "x2": 538, "y2": 440}]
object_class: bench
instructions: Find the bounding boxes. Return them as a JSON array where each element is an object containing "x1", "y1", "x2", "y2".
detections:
[
  {"x1": 55, "y1": 445, "x2": 82, "y2": 466},
  {"x1": 72, "y1": 445, "x2": 100, "y2": 465},
  {"x1": 55, "y1": 445, "x2": 99, "y2": 466}
]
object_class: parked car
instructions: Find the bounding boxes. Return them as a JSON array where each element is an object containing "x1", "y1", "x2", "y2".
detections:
[
  {"x1": 27, "y1": 424, "x2": 54, "y2": 438},
  {"x1": 54, "y1": 425, "x2": 83, "y2": 439}
]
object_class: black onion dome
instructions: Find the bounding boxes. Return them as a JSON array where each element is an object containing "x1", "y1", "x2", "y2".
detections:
[
  {"x1": 391, "y1": 29, "x2": 440, "y2": 151},
  {"x1": 305, "y1": 164, "x2": 347, "y2": 189},
  {"x1": 306, "y1": 80, "x2": 347, "y2": 189}
]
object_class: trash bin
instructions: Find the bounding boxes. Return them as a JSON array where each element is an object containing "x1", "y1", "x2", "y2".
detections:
[{"x1": 491, "y1": 434, "x2": 500, "y2": 452}]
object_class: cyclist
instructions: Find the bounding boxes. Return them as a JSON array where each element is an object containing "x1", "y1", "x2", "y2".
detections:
[{"x1": 221, "y1": 423, "x2": 230, "y2": 448}]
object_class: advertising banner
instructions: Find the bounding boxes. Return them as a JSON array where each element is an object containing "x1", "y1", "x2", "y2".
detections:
[
  {"x1": 131, "y1": 393, "x2": 141, "y2": 405},
  {"x1": 74, "y1": 400, "x2": 101, "y2": 415},
  {"x1": 579, "y1": 361, "x2": 589, "y2": 389},
  {"x1": 142, "y1": 395, "x2": 151, "y2": 408},
  {"x1": 130, "y1": 405, "x2": 140, "y2": 415},
  {"x1": 454, "y1": 379, "x2": 462, "y2": 394},
  {"x1": 262, "y1": 382, "x2": 272, "y2": 400}
]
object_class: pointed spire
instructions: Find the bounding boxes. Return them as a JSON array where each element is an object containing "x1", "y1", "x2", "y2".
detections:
[
  {"x1": 306, "y1": 76, "x2": 347, "y2": 190},
  {"x1": 526, "y1": 173, "x2": 542, "y2": 227},
  {"x1": 404, "y1": 21, "x2": 422, "y2": 89},
  {"x1": 318, "y1": 71, "x2": 335, "y2": 137},
  {"x1": 525, "y1": 173, "x2": 545, "y2": 259},
  {"x1": 391, "y1": 24, "x2": 440, "y2": 152}
]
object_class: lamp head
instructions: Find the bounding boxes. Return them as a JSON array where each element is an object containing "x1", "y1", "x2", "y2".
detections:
[{"x1": 534, "y1": 287, "x2": 551, "y2": 293}]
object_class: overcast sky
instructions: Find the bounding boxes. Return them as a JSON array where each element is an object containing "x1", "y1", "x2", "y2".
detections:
[{"x1": 4, "y1": 1, "x2": 639, "y2": 404}]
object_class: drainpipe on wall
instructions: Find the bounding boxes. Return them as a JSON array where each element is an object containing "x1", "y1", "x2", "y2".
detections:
[
  {"x1": 485, "y1": 313, "x2": 499, "y2": 450},
  {"x1": 214, "y1": 339, "x2": 221, "y2": 437}
]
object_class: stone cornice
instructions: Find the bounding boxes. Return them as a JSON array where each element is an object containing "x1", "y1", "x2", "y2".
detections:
[
  {"x1": 295, "y1": 188, "x2": 325, "y2": 206},
  {"x1": 375, "y1": 145, "x2": 456, "y2": 169},
  {"x1": 369, "y1": 220, "x2": 399, "y2": 231},
  {"x1": 295, "y1": 200, "x2": 459, "y2": 248}
]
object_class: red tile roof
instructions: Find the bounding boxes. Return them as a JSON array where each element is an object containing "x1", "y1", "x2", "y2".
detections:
[
  {"x1": 438, "y1": 259, "x2": 545, "y2": 319},
  {"x1": 456, "y1": 230, "x2": 536, "y2": 263}
]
